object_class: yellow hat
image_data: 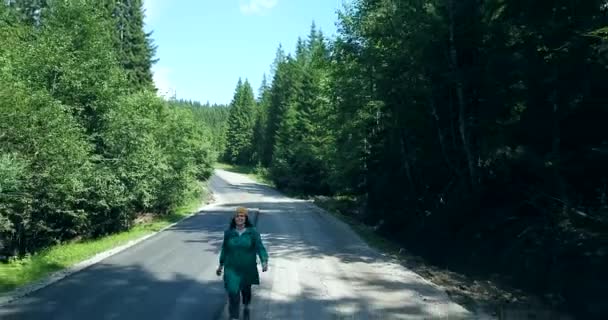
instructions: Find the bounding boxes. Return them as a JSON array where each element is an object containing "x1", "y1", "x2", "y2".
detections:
[{"x1": 235, "y1": 207, "x2": 248, "y2": 216}]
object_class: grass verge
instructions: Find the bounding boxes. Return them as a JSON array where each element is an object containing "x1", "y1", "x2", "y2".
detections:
[
  {"x1": 0, "y1": 182, "x2": 210, "y2": 295},
  {"x1": 214, "y1": 162, "x2": 274, "y2": 187}
]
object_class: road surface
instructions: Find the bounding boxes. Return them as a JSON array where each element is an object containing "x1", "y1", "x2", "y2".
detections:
[{"x1": 0, "y1": 169, "x2": 473, "y2": 320}]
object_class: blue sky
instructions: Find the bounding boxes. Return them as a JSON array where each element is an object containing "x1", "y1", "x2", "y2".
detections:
[{"x1": 143, "y1": 0, "x2": 345, "y2": 105}]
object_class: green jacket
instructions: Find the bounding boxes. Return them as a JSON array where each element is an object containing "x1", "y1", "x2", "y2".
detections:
[{"x1": 219, "y1": 227, "x2": 268, "y2": 292}]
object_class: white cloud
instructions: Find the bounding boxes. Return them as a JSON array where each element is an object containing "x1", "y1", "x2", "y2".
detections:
[
  {"x1": 239, "y1": 0, "x2": 278, "y2": 15},
  {"x1": 152, "y1": 66, "x2": 176, "y2": 99}
]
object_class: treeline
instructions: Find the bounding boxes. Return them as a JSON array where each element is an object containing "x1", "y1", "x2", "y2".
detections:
[
  {"x1": 167, "y1": 99, "x2": 230, "y2": 159},
  {"x1": 0, "y1": 1, "x2": 216, "y2": 258},
  {"x1": 223, "y1": 0, "x2": 608, "y2": 317}
]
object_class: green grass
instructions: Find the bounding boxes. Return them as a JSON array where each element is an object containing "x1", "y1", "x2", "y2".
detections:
[
  {"x1": 0, "y1": 185, "x2": 209, "y2": 295},
  {"x1": 214, "y1": 162, "x2": 274, "y2": 187},
  {"x1": 214, "y1": 162, "x2": 310, "y2": 199}
]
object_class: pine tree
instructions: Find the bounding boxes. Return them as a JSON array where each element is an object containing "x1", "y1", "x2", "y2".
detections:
[
  {"x1": 272, "y1": 22, "x2": 333, "y2": 194},
  {"x1": 267, "y1": 57, "x2": 304, "y2": 186},
  {"x1": 252, "y1": 73, "x2": 271, "y2": 165},
  {"x1": 216, "y1": 0, "x2": 608, "y2": 316},
  {"x1": 270, "y1": 98, "x2": 298, "y2": 189},
  {"x1": 263, "y1": 46, "x2": 290, "y2": 166},
  {"x1": 295, "y1": 36, "x2": 307, "y2": 64},
  {"x1": 102, "y1": 0, "x2": 157, "y2": 90},
  {"x1": 224, "y1": 79, "x2": 256, "y2": 164},
  {"x1": 269, "y1": 44, "x2": 285, "y2": 77}
]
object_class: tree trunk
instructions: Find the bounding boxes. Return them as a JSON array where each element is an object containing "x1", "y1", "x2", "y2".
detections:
[
  {"x1": 551, "y1": 92, "x2": 568, "y2": 218},
  {"x1": 400, "y1": 128, "x2": 416, "y2": 195},
  {"x1": 429, "y1": 84, "x2": 456, "y2": 174},
  {"x1": 551, "y1": 100, "x2": 560, "y2": 159},
  {"x1": 448, "y1": 0, "x2": 477, "y2": 191}
]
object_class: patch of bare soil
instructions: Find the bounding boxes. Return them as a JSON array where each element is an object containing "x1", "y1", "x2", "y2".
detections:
[{"x1": 133, "y1": 213, "x2": 155, "y2": 225}]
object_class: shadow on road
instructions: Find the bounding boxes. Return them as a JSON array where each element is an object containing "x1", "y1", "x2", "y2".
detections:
[
  {"x1": 214, "y1": 199, "x2": 574, "y2": 320},
  {"x1": 216, "y1": 201, "x2": 386, "y2": 262},
  {"x1": 0, "y1": 262, "x2": 226, "y2": 320},
  {"x1": 1, "y1": 206, "x2": 235, "y2": 320},
  {"x1": 0, "y1": 176, "x2": 574, "y2": 320}
]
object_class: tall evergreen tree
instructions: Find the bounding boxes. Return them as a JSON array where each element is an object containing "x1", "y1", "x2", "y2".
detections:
[
  {"x1": 263, "y1": 46, "x2": 290, "y2": 166},
  {"x1": 270, "y1": 43, "x2": 285, "y2": 78},
  {"x1": 270, "y1": 96, "x2": 298, "y2": 189},
  {"x1": 102, "y1": 0, "x2": 157, "y2": 90},
  {"x1": 252, "y1": 73, "x2": 271, "y2": 165},
  {"x1": 281, "y1": 22, "x2": 333, "y2": 193},
  {"x1": 224, "y1": 79, "x2": 256, "y2": 164}
]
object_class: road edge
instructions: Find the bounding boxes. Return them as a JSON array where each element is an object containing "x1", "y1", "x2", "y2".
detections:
[
  {"x1": 0, "y1": 195, "x2": 219, "y2": 307},
  {"x1": 301, "y1": 199, "x2": 497, "y2": 319},
  {"x1": 218, "y1": 169, "x2": 491, "y2": 319}
]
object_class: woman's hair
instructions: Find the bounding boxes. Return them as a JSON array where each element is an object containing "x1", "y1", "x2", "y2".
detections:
[{"x1": 229, "y1": 215, "x2": 253, "y2": 229}]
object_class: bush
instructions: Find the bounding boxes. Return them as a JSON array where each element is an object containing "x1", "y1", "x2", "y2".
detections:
[{"x1": 0, "y1": 80, "x2": 93, "y2": 255}]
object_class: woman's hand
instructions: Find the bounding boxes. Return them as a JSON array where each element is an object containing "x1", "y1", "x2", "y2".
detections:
[
  {"x1": 262, "y1": 262, "x2": 268, "y2": 272},
  {"x1": 216, "y1": 265, "x2": 223, "y2": 276}
]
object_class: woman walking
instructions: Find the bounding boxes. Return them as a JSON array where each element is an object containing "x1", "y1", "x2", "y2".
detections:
[{"x1": 216, "y1": 207, "x2": 269, "y2": 320}]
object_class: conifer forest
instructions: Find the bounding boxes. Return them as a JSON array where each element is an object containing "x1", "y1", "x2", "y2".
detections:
[{"x1": 1, "y1": 0, "x2": 607, "y2": 318}]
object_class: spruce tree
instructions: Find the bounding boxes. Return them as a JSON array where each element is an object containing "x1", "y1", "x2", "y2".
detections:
[
  {"x1": 102, "y1": 0, "x2": 157, "y2": 90},
  {"x1": 263, "y1": 46, "x2": 289, "y2": 166},
  {"x1": 224, "y1": 79, "x2": 256, "y2": 165},
  {"x1": 252, "y1": 73, "x2": 271, "y2": 165}
]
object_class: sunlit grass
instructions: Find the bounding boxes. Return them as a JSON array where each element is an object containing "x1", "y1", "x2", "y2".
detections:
[
  {"x1": 214, "y1": 162, "x2": 274, "y2": 187},
  {"x1": 0, "y1": 185, "x2": 208, "y2": 294}
]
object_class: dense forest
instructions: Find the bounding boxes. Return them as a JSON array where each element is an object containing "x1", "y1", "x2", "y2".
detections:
[
  {"x1": 221, "y1": 0, "x2": 608, "y2": 317},
  {"x1": 0, "y1": 0, "x2": 225, "y2": 258},
  {"x1": 1, "y1": 0, "x2": 607, "y2": 318}
]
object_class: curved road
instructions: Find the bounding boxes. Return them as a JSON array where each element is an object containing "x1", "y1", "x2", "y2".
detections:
[{"x1": 0, "y1": 169, "x2": 473, "y2": 320}]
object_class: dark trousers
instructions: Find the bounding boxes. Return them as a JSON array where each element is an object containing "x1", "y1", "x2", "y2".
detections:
[{"x1": 228, "y1": 285, "x2": 252, "y2": 318}]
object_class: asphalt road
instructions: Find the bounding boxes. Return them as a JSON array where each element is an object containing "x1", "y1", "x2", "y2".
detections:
[{"x1": 0, "y1": 169, "x2": 473, "y2": 320}]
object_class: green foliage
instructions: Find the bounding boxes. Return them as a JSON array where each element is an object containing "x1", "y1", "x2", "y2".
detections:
[
  {"x1": 155, "y1": 104, "x2": 215, "y2": 210},
  {"x1": 168, "y1": 99, "x2": 230, "y2": 160},
  {"x1": 100, "y1": 92, "x2": 168, "y2": 212},
  {"x1": 264, "y1": 23, "x2": 334, "y2": 194},
  {"x1": 252, "y1": 74, "x2": 271, "y2": 165},
  {"x1": 101, "y1": 0, "x2": 157, "y2": 90},
  {"x1": 221, "y1": 3, "x2": 608, "y2": 316},
  {"x1": 0, "y1": 79, "x2": 93, "y2": 254},
  {"x1": 5, "y1": 0, "x2": 47, "y2": 25},
  {"x1": 0, "y1": 190, "x2": 203, "y2": 293},
  {"x1": 0, "y1": 0, "x2": 215, "y2": 259},
  {"x1": 270, "y1": 99, "x2": 298, "y2": 189},
  {"x1": 224, "y1": 79, "x2": 257, "y2": 165},
  {"x1": 4, "y1": 0, "x2": 128, "y2": 137},
  {"x1": 0, "y1": 153, "x2": 30, "y2": 248},
  {"x1": 262, "y1": 46, "x2": 289, "y2": 166},
  {"x1": 214, "y1": 162, "x2": 273, "y2": 187}
]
